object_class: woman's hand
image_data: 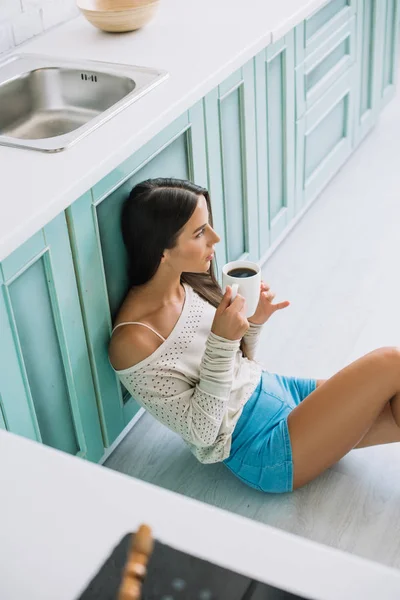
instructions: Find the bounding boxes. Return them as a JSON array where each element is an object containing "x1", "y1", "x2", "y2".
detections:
[
  {"x1": 211, "y1": 286, "x2": 249, "y2": 341},
  {"x1": 247, "y1": 281, "x2": 290, "y2": 325}
]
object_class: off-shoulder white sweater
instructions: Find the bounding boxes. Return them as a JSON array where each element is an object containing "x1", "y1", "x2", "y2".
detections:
[{"x1": 111, "y1": 283, "x2": 264, "y2": 463}]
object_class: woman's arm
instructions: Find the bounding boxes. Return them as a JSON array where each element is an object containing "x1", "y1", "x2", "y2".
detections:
[
  {"x1": 168, "y1": 332, "x2": 240, "y2": 448},
  {"x1": 242, "y1": 321, "x2": 264, "y2": 361}
]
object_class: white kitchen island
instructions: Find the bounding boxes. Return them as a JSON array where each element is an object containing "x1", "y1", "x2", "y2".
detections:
[{"x1": 1, "y1": 430, "x2": 400, "y2": 600}]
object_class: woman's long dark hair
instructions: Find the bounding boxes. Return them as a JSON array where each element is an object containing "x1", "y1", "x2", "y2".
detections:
[{"x1": 121, "y1": 177, "x2": 249, "y2": 359}]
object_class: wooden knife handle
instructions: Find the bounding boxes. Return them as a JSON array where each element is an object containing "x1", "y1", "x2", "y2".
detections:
[{"x1": 117, "y1": 524, "x2": 154, "y2": 600}]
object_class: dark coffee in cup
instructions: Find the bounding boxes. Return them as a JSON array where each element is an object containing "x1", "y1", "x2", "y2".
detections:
[{"x1": 227, "y1": 267, "x2": 257, "y2": 278}]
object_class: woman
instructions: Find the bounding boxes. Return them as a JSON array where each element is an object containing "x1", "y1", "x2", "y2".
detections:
[{"x1": 109, "y1": 178, "x2": 400, "y2": 493}]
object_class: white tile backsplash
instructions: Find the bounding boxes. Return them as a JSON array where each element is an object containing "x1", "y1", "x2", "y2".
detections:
[
  {"x1": 0, "y1": 0, "x2": 22, "y2": 19},
  {"x1": 12, "y1": 9, "x2": 42, "y2": 45},
  {"x1": 0, "y1": 21, "x2": 14, "y2": 54},
  {"x1": 0, "y1": 0, "x2": 79, "y2": 56},
  {"x1": 41, "y1": 0, "x2": 79, "y2": 30}
]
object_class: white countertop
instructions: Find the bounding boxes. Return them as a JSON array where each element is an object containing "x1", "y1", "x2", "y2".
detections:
[
  {"x1": 0, "y1": 0, "x2": 326, "y2": 261},
  {"x1": 1, "y1": 430, "x2": 400, "y2": 600}
]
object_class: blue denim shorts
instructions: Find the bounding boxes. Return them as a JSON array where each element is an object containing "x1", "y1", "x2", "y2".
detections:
[{"x1": 224, "y1": 371, "x2": 317, "y2": 494}]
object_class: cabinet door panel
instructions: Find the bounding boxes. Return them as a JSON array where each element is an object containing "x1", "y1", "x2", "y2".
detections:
[
  {"x1": 98, "y1": 133, "x2": 190, "y2": 319},
  {"x1": 0, "y1": 214, "x2": 103, "y2": 461},
  {"x1": 359, "y1": 0, "x2": 375, "y2": 116},
  {"x1": 296, "y1": 68, "x2": 355, "y2": 208},
  {"x1": 219, "y1": 86, "x2": 247, "y2": 262},
  {"x1": 353, "y1": 0, "x2": 384, "y2": 146},
  {"x1": 68, "y1": 103, "x2": 208, "y2": 445},
  {"x1": 268, "y1": 50, "x2": 286, "y2": 225},
  {"x1": 98, "y1": 126, "x2": 192, "y2": 427},
  {"x1": 380, "y1": 0, "x2": 399, "y2": 107},
  {"x1": 0, "y1": 280, "x2": 38, "y2": 440},
  {"x1": 256, "y1": 32, "x2": 296, "y2": 250},
  {"x1": 8, "y1": 259, "x2": 79, "y2": 455},
  {"x1": 354, "y1": 0, "x2": 399, "y2": 146},
  {"x1": 204, "y1": 60, "x2": 259, "y2": 272},
  {"x1": 91, "y1": 112, "x2": 192, "y2": 202}
]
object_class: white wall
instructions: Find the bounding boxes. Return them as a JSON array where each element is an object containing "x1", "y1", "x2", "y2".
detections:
[{"x1": 0, "y1": 0, "x2": 79, "y2": 56}]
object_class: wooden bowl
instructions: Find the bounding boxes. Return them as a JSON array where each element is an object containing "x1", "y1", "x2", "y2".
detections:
[{"x1": 77, "y1": 0, "x2": 160, "y2": 32}]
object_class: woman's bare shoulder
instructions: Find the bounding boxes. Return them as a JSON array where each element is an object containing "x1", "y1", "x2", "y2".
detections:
[
  {"x1": 109, "y1": 323, "x2": 162, "y2": 371},
  {"x1": 109, "y1": 291, "x2": 164, "y2": 370}
]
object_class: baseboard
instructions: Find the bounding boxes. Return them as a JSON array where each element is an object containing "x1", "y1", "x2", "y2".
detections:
[{"x1": 99, "y1": 407, "x2": 145, "y2": 464}]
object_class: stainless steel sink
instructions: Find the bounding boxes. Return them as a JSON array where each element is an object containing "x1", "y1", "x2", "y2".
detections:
[{"x1": 0, "y1": 54, "x2": 169, "y2": 152}]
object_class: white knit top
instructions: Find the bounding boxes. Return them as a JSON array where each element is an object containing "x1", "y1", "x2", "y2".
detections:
[{"x1": 111, "y1": 283, "x2": 264, "y2": 463}]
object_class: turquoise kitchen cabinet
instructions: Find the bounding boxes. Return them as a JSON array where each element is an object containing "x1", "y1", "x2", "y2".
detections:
[
  {"x1": 296, "y1": 67, "x2": 355, "y2": 209},
  {"x1": 294, "y1": 0, "x2": 357, "y2": 210},
  {"x1": 255, "y1": 31, "x2": 296, "y2": 254},
  {"x1": 0, "y1": 213, "x2": 104, "y2": 462},
  {"x1": 203, "y1": 60, "x2": 259, "y2": 268},
  {"x1": 67, "y1": 101, "x2": 208, "y2": 447},
  {"x1": 2, "y1": 0, "x2": 400, "y2": 463}
]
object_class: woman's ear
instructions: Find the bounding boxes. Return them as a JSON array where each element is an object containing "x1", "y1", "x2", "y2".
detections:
[{"x1": 161, "y1": 249, "x2": 170, "y2": 260}]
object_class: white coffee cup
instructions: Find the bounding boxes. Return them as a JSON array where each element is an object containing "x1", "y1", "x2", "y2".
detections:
[{"x1": 222, "y1": 260, "x2": 261, "y2": 318}]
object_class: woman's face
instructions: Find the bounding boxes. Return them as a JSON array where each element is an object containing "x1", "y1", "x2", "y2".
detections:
[{"x1": 167, "y1": 194, "x2": 221, "y2": 273}]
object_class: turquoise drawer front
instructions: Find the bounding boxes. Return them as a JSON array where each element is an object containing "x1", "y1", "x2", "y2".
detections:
[
  {"x1": 295, "y1": 16, "x2": 356, "y2": 118},
  {"x1": 295, "y1": 0, "x2": 356, "y2": 63},
  {"x1": 295, "y1": 67, "x2": 355, "y2": 210}
]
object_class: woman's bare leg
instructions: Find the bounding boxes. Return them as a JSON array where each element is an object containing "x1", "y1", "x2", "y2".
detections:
[
  {"x1": 288, "y1": 347, "x2": 400, "y2": 489},
  {"x1": 314, "y1": 379, "x2": 400, "y2": 449},
  {"x1": 354, "y1": 402, "x2": 400, "y2": 448}
]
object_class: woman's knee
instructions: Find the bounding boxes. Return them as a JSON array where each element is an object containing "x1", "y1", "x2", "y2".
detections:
[
  {"x1": 370, "y1": 347, "x2": 400, "y2": 379},
  {"x1": 372, "y1": 346, "x2": 400, "y2": 364}
]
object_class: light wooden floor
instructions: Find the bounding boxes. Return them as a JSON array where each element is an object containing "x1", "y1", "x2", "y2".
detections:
[{"x1": 105, "y1": 94, "x2": 400, "y2": 570}]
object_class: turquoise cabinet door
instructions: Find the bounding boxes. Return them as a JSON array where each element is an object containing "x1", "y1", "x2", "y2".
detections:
[
  {"x1": 255, "y1": 31, "x2": 296, "y2": 253},
  {"x1": 0, "y1": 214, "x2": 104, "y2": 462},
  {"x1": 354, "y1": 0, "x2": 385, "y2": 146},
  {"x1": 67, "y1": 101, "x2": 208, "y2": 447},
  {"x1": 203, "y1": 60, "x2": 259, "y2": 273},
  {"x1": 354, "y1": 0, "x2": 399, "y2": 145},
  {"x1": 296, "y1": 67, "x2": 355, "y2": 209},
  {"x1": 380, "y1": 0, "x2": 400, "y2": 108}
]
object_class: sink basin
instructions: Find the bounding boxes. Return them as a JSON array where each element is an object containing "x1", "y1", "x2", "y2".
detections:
[{"x1": 0, "y1": 54, "x2": 168, "y2": 152}]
